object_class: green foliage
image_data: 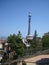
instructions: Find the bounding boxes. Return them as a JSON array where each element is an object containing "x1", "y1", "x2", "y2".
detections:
[
  {"x1": 42, "y1": 35, "x2": 49, "y2": 49},
  {"x1": 7, "y1": 32, "x2": 24, "y2": 57},
  {"x1": 32, "y1": 30, "x2": 37, "y2": 48},
  {"x1": 30, "y1": 30, "x2": 42, "y2": 51}
]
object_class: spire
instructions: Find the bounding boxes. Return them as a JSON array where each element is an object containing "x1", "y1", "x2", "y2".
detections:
[
  {"x1": 26, "y1": 12, "x2": 33, "y2": 40},
  {"x1": 28, "y1": 12, "x2": 31, "y2": 35}
]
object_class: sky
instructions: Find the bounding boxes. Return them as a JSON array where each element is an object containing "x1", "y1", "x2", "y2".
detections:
[{"x1": 0, "y1": 0, "x2": 49, "y2": 38}]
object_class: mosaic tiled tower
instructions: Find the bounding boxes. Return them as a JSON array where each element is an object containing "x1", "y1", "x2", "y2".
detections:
[{"x1": 26, "y1": 12, "x2": 33, "y2": 40}]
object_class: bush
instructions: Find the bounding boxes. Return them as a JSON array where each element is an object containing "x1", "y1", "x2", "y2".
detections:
[{"x1": 22, "y1": 61, "x2": 26, "y2": 65}]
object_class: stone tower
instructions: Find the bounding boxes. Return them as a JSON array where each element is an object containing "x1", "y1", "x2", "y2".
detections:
[
  {"x1": 26, "y1": 12, "x2": 33, "y2": 40},
  {"x1": 28, "y1": 12, "x2": 31, "y2": 35}
]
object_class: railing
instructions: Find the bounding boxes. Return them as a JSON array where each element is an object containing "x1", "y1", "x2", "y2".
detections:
[
  {"x1": 1, "y1": 49, "x2": 49, "y2": 65},
  {"x1": 2, "y1": 61, "x2": 49, "y2": 65}
]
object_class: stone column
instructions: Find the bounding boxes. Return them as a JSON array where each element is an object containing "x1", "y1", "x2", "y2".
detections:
[{"x1": 28, "y1": 13, "x2": 31, "y2": 35}]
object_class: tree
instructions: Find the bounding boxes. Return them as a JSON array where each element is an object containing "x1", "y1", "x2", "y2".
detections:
[
  {"x1": 32, "y1": 30, "x2": 37, "y2": 48},
  {"x1": 7, "y1": 32, "x2": 24, "y2": 57},
  {"x1": 42, "y1": 35, "x2": 49, "y2": 50}
]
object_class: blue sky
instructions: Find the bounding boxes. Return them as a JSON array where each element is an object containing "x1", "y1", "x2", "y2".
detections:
[{"x1": 0, "y1": 0, "x2": 49, "y2": 37}]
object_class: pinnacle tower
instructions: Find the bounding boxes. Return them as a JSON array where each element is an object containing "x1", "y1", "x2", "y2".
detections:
[
  {"x1": 26, "y1": 12, "x2": 33, "y2": 40},
  {"x1": 28, "y1": 12, "x2": 31, "y2": 35}
]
